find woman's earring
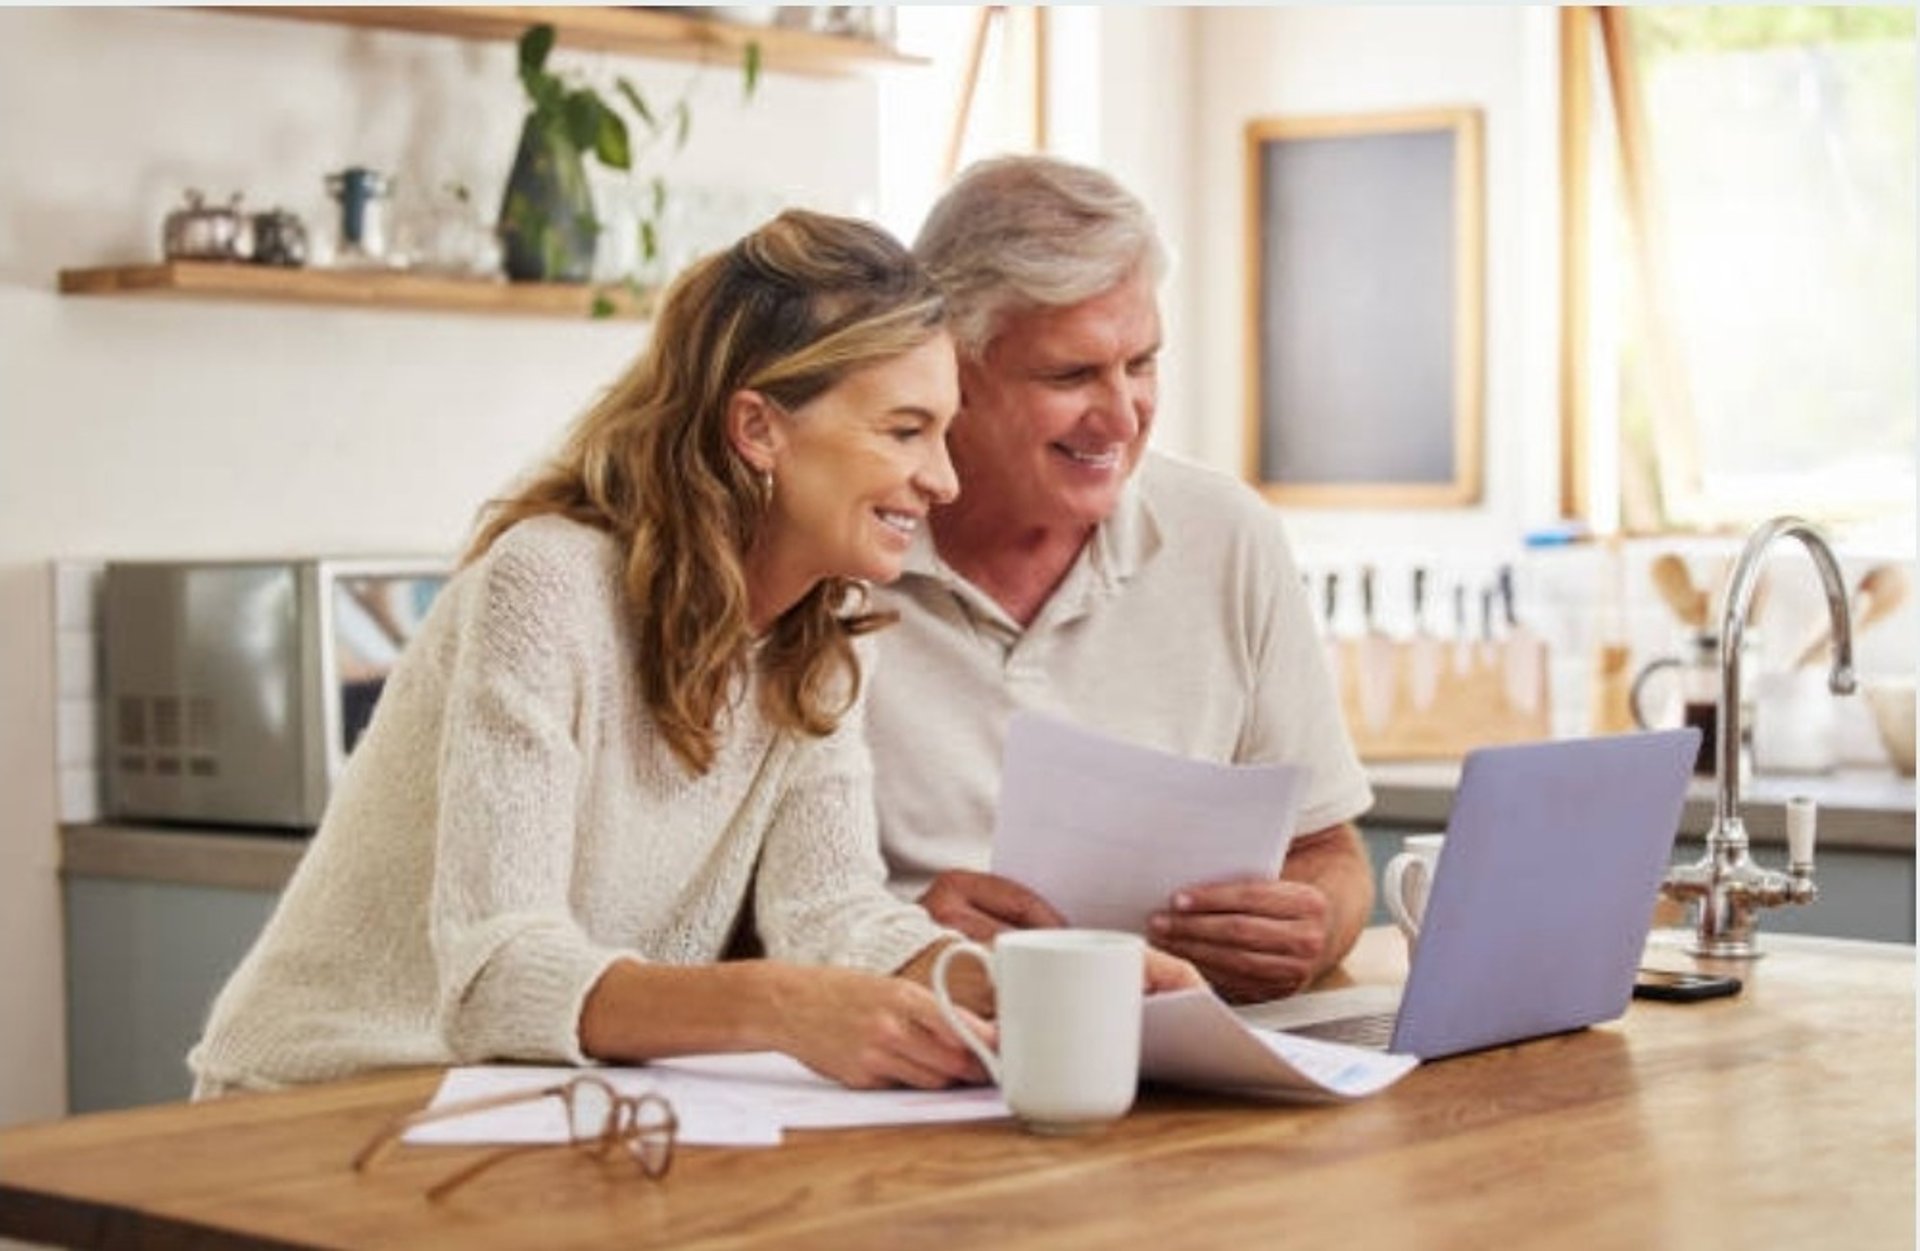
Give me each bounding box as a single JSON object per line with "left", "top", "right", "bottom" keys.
{"left": 760, "top": 470, "right": 774, "bottom": 508}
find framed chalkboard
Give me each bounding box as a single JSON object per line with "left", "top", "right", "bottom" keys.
{"left": 1243, "top": 108, "right": 1484, "bottom": 507}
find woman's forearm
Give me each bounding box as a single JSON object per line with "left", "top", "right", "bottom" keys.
{"left": 577, "top": 958, "right": 790, "bottom": 1062}
{"left": 577, "top": 953, "right": 990, "bottom": 1090}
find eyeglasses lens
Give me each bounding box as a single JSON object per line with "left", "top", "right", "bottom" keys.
{"left": 625, "top": 1096, "right": 675, "bottom": 1178}
{"left": 566, "top": 1079, "right": 616, "bottom": 1147}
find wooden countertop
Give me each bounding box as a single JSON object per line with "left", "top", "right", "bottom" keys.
{"left": 3, "top": 928, "right": 1911, "bottom": 1250}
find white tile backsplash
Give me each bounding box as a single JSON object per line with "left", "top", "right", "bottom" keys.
{"left": 1296, "top": 536, "right": 1917, "bottom": 764}
{"left": 52, "top": 560, "right": 105, "bottom": 822}
{"left": 59, "top": 767, "right": 100, "bottom": 825}
{"left": 56, "top": 698, "right": 97, "bottom": 767}
{"left": 56, "top": 633, "right": 97, "bottom": 700}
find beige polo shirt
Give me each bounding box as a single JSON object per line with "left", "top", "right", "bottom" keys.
{"left": 868, "top": 451, "right": 1374, "bottom": 898}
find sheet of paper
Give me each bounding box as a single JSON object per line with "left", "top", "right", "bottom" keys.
{"left": 1141, "top": 988, "right": 1419, "bottom": 1102}
{"left": 407, "top": 1056, "right": 1011, "bottom": 1149}
{"left": 652, "top": 1052, "right": 1010, "bottom": 1129}
{"left": 406, "top": 1065, "right": 782, "bottom": 1148}
{"left": 991, "top": 711, "right": 1306, "bottom": 932}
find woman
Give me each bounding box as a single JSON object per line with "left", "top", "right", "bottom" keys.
{"left": 189, "top": 210, "right": 987, "bottom": 1096}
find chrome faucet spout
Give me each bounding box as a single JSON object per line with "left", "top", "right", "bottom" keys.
{"left": 1712, "top": 517, "right": 1856, "bottom": 831}
{"left": 1660, "top": 516, "right": 1855, "bottom": 959}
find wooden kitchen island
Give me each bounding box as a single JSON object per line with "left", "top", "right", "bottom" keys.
{"left": 3, "top": 928, "right": 1911, "bottom": 1250}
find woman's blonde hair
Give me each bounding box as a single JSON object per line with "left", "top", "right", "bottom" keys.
{"left": 467, "top": 209, "right": 947, "bottom": 774}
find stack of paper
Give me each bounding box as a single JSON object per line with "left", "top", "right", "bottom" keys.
{"left": 407, "top": 1055, "right": 1011, "bottom": 1149}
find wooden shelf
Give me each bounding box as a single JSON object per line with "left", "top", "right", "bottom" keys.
{"left": 64, "top": 9, "right": 923, "bottom": 322}
{"left": 58, "top": 262, "right": 649, "bottom": 321}
{"left": 215, "top": 6, "right": 925, "bottom": 77}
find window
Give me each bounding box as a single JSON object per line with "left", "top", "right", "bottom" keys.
{"left": 1562, "top": 7, "right": 1916, "bottom": 547}
{"left": 876, "top": 7, "right": 1048, "bottom": 245}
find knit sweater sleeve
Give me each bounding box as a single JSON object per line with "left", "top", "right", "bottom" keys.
{"left": 428, "top": 526, "right": 626, "bottom": 1065}
{"left": 754, "top": 644, "right": 956, "bottom": 972}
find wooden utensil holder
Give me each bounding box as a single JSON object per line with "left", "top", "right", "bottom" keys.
{"left": 1330, "top": 636, "right": 1551, "bottom": 760}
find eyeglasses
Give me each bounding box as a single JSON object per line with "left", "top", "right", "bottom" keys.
{"left": 352, "top": 1074, "right": 678, "bottom": 1201}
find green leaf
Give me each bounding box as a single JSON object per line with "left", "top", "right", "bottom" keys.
{"left": 590, "top": 291, "right": 616, "bottom": 319}
{"left": 743, "top": 40, "right": 762, "bottom": 99}
{"left": 673, "top": 100, "right": 691, "bottom": 151}
{"left": 563, "top": 89, "right": 603, "bottom": 152}
{"left": 595, "top": 107, "right": 632, "bottom": 171}
{"left": 518, "top": 24, "right": 555, "bottom": 78}
{"left": 617, "top": 76, "right": 657, "bottom": 130}
{"left": 649, "top": 176, "right": 667, "bottom": 217}
{"left": 640, "top": 219, "right": 658, "bottom": 263}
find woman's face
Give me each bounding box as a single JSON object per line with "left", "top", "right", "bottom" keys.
{"left": 760, "top": 332, "right": 961, "bottom": 595}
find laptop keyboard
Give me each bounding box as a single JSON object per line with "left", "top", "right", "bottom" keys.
{"left": 1287, "top": 1012, "right": 1395, "bottom": 1050}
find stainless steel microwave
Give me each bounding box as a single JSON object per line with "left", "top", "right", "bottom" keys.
{"left": 101, "top": 558, "right": 449, "bottom": 829}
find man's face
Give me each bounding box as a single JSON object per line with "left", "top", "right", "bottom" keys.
{"left": 948, "top": 270, "right": 1160, "bottom": 534}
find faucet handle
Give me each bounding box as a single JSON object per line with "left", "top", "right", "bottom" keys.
{"left": 1785, "top": 795, "right": 1817, "bottom": 871}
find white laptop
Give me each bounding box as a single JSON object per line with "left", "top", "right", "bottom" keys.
{"left": 1237, "top": 729, "right": 1700, "bottom": 1059}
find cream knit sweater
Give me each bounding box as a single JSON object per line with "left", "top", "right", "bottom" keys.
{"left": 188, "top": 515, "right": 952, "bottom": 1095}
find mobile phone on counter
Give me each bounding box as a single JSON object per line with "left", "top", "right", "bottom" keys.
{"left": 1632, "top": 968, "right": 1743, "bottom": 1003}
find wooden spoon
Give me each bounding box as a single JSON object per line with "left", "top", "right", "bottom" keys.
{"left": 1650, "top": 553, "right": 1709, "bottom": 630}
{"left": 1794, "top": 564, "right": 1911, "bottom": 668}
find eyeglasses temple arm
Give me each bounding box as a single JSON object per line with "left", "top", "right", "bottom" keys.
{"left": 424, "top": 1143, "right": 558, "bottom": 1202}
{"left": 351, "top": 1082, "right": 564, "bottom": 1173}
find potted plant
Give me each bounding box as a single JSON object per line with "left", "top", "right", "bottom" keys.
{"left": 498, "top": 22, "right": 760, "bottom": 290}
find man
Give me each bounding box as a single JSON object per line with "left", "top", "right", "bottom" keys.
{"left": 867, "top": 155, "right": 1376, "bottom": 1003}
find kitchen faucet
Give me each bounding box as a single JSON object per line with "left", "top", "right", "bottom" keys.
{"left": 1658, "top": 517, "right": 1856, "bottom": 958}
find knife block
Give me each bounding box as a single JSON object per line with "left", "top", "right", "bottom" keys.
{"left": 1330, "top": 636, "right": 1551, "bottom": 760}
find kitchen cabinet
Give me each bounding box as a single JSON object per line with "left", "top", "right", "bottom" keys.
{"left": 64, "top": 876, "right": 277, "bottom": 1112}
{"left": 62, "top": 826, "right": 299, "bottom": 1112}
{"left": 59, "top": 6, "right": 918, "bottom": 323}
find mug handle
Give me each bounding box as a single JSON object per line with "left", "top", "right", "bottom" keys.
{"left": 931, "top": 941, "right": 1001, "bottom": 1084}
{"left": 1382, "top": 853, "right": 1430, "bottom": 943}
{"left": 1628, "top": 657, "right": 1681, "bottom": 730}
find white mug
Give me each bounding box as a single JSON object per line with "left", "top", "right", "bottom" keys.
{"left": 931, "top": 929, "right": 1144, "bottom": 1135}
{"left": 1382, "top": 833, "right": 1446, "bottom": 951}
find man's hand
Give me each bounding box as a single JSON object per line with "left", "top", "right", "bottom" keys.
{"left": 1147, "top": 824, "right": 1374, "bottom": 1004}
{"left": 1147, "top": 878, "right": 1330, "bottom": 1003}
{"left": 916, "top": 869, "right": 1067, "bottom": 941}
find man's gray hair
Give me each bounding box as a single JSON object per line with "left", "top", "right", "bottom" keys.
{"left": 913, "top": 155, "right": 1167, "bottom": 359}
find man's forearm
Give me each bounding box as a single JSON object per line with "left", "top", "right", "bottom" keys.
{"left": 1283, "top": 823, "right": 1375, "bottom": 975}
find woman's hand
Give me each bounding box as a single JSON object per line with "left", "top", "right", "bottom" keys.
{"left": 1145, "top": 947, "right": 1206, "bottom": 995}
{"left": 768, "top": 965, "right": 992, "bottom": 1091}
